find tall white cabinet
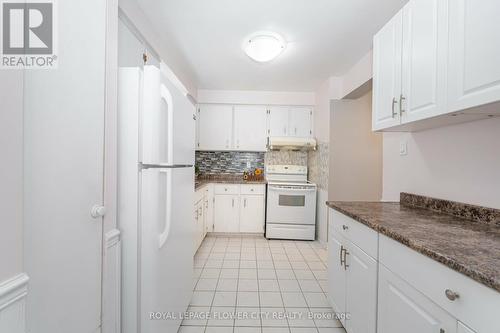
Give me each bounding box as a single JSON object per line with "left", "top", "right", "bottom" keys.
{"left": 372, "top": 0, "right": 500, "bottom": 131}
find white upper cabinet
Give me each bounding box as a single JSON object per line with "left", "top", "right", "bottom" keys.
{"left": 197, "top": 104, "right": 314, "bottom": 150}
{"left": 268, "top": 106, "right": 290, "bottom": 137}
{"left": 373, "top": 0, "right": 500, "bottom": 131}
{"left": 448, "top": 0, "right": 500, "bottom": 113}
{"left": 373, "top": 10, "right": 403, "bottom": 131}
{"left": 401, "top": 0, "right": 448, "bottom": 123}
{"left": 234, "top": 105, "right": 268, "bottom": 151}
{"left": 197, "top": 104, "right": 233, "bottom": 150}
{"left": 289, "top": 107, "right": 313, "bottom": 137}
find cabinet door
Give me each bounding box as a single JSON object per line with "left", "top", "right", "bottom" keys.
{"left": 268, "top": 106, "right": 289, "bottom": 137}
{"left": 239, "top": 195, "right": 265, "bottom": 233}
{"left": 345, "top": 242, "right": 377, "bottom": 333}
{"left": 289, "top": 107, "right": 312, "bottom": 137}
{"left": 378, "top": 264, "right": 457, "bottom": 333}
{"left": 448, "top": 0, "right": 500, "bottom": 113}
{"left": 198, "top": 104, "right": 233, "bottom": 150}
{"left": 214, "top": 195, "right": 239, "bottom": 232}
{"left": 401, "top": 0, "right": 448, "bottom": 123}
{"left": 372, "top": 10, "right": 403, "bottom": 130}
{"left": 327, "top": 232, "right": 347, "bottom": 326}
{"left": 234, "top": 105, "right": 268, "bottom": 151}
{"left": 204, "top": 187, "right": 214, "bottom": 233}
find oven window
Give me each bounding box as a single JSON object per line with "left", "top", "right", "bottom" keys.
{"left": 278, "top": 195, "right": 305, "bottom": 207}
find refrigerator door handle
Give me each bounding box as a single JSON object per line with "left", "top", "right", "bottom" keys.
{"left": 160, "top": 84, "right": 174, "bottom": 165}
{"left": 158, "top": 169, "right": 173, "bottom": 249}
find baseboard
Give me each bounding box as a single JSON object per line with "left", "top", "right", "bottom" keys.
{"left": 102, "top": 229, "right": 121, "bottom": 333}
{"left": 0, "top": 273, "right": 29, "bottom": 333}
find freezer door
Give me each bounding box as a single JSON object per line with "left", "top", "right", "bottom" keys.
{"left": 141, "top": 65, "right": 169, "bottom": 165}
{"left": 160, "top": 73, "right": 195, "bottom": 165}
{"left": 140, "top": 167, "right": 194, "bottom": 333}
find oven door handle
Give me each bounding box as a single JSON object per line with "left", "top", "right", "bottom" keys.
{"left": 268, "top": 186, "right": 316, "bottom": 192}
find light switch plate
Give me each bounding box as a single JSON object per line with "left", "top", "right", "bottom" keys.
{"left": 399, "top": 141, "right": 408, "bottom": 156}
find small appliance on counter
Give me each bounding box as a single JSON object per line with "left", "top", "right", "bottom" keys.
{"left": 265, "top": 165, "right": 317, "bottom": 240}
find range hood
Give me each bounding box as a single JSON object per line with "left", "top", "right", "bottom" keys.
{"left": 267, "top": 136, "right": 317, "bottom": 151}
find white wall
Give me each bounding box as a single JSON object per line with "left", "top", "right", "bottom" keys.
{"left": 383, "top": 118, "right": 500, "bottom": 209}
{"left": 197, "top": 89, "right": 315, "bottom": 106}
{"left": 0, "top": 71, "right": 24, "bottom": 282}
{"left": 313, "top": 80, "right": 331, "bottom": 142}
{"left": 329, "top": 92, "right": 383, "bottom": 201}
{"left": 119, "top": 0, "right": 198, "bottom": 98}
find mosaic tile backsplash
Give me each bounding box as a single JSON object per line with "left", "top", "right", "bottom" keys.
{"left": 308, "top": 141, "right": 329, "bottom": 190}
{"left": 196, "top": 150, "right": 309, "bottom": 175}
{"left": 196, "top": 151, "right": 265, "bottom": 174}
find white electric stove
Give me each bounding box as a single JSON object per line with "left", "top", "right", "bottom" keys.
{"left": 265, "top": 165, "right": 317, "bottom": 240}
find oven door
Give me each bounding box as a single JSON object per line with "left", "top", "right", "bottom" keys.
{"left": 266, "top": 184, "right": 317, "bottom": 225}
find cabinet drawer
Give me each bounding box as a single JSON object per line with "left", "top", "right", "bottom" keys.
{"left": 329, "top": 209, "right": 378, "bottom": 259}
{"left": 195, "top": 188, "right": 205, "bottom": 203}
{"left": 379, "top": 234, "right": 500, "bottom": 333}
{"left": 240, "top": 184, "right": 265, "bottom": 195}
{"left": 214, "top": 184, "right": 239, "bottom": 195}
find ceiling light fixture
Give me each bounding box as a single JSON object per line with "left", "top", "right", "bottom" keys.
{"left": 243, "top": 31, "right": 287, "bottom": 63}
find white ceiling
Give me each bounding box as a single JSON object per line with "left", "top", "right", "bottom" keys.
{"left": 137, "top": 0, "right": 408, "bottom": 92}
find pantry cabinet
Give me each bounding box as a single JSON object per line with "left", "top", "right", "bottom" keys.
{"left": 448, "top": 0, "right": 500, "bottom": 113}
{"left": 372, "top": 0, "right": 500, "bottom": 132}
{"left": 234, "top": 105, "right": 268, "bottom": 151}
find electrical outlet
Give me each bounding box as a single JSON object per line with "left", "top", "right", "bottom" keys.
{"left": 399, "top": 141, "right": 408, "bottom": 156}
{"left": 246, "top": 161, "right": 251, "bottom": 168}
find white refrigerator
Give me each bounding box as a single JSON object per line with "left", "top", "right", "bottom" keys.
{"left": 118, "top": 65, "right": 195, "bottom": 333}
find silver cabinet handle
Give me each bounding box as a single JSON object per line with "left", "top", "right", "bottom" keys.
{"left": 284, "top": 126, "right": 287, "bottom": 135}
{"left": 391, "top": 97, "right": 398, "bottom": 118}
{"left": 445, "top": 289, "right": 460, "bottom": 301}
{"left": 343, "top": 249, "right": 349, "bottom": 270}
{"left": 399, "top": 94, "right": 406, "bottom": 114}
{"left": 232, "top": 198, "right": 234, "bottom": 207}
{"left": 340, "top": 245, "right": 345, "bottom": 267}
{"left": 294, "top": 127, "right": 297, "bottom": 135}
{"left": 342, "top": 225, "right": 348, "bottom": 231}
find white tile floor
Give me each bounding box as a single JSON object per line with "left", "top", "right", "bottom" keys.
{"left": 178, "top": 235, "right": 346, "bottom": 333}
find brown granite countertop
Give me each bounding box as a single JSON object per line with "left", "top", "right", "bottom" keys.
{"left": 195, "top": 174, "right": 266, "bottom": 190}
{"left": 326, "top": 193, "right": 500, "bottom": 293}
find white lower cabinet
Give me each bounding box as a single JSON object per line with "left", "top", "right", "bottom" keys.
{"left": 194, "top": 184, "right": 214, "bottom": 253}
{"left": 345, "top": 240, "right": 378, "bottom": 333}
{"left": 213, "top": 184, "right": 266, "bottom": 233}
{"left": 329, "top": 208, "right": 499, "bottom": 333}
{"left": 214, "top": 194, "right": 239, "bottom": 232}
{"left": 328, "top": 211, "right": 377, "bottom": 333}
{"left": 194, "top": 198, "right": 204, "bottom": 252}
{"left": 378, "top": 264, "right": 456, "bottom": 333}
{"left": 327, "top": 233, "right": 347, "bottom": 327}
{"left": 239, "top": 195, "right": 265, "bottom": 233}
